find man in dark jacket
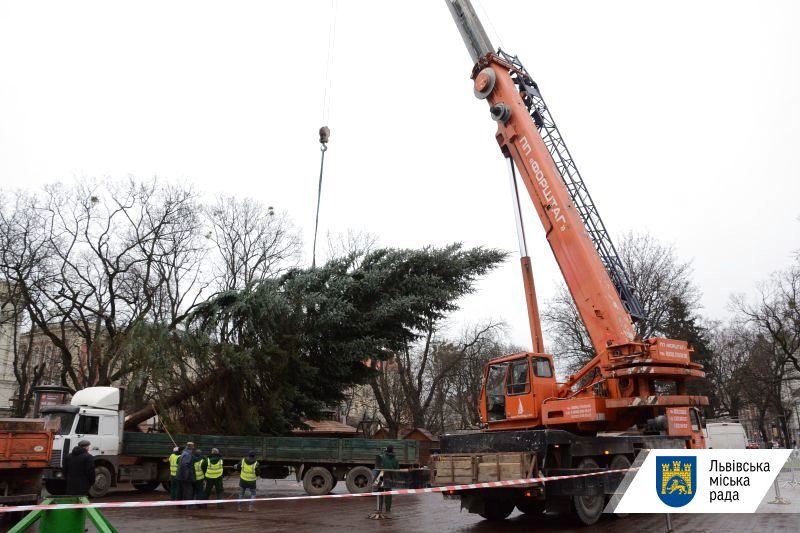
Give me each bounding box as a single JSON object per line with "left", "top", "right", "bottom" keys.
{"left": 379, "top": 445, "right": 400, "bottom": 515}
{"left": 63, "top": 439, "right": 96, "bottom": 496}
{"left": 176, "top": 441, "right": 196, "bottom": 506}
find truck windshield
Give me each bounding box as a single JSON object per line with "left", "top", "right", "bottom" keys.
{"left": 43, "top": 412, "right": 76, "bottom": 434}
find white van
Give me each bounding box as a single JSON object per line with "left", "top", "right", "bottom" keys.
{"left": 704, "top": 422, "right": 748, "bottom": 449}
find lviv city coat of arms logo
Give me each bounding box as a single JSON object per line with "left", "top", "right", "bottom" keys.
{"left": 656, "top": 456, "right": 696, "bottom": 507}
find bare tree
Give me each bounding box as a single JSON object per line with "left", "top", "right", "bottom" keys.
{"left": 733, "top": 329, "right": 797, "bottom": 445}
{"left": 732, "top": 261, "right": 800, "bottom": 375}
{"left": 618, "top": 232, "right": 699, "bottom": 339}
{"left": 368, "top": 359, "right": 409, "bottom": 438}
{"left": 730, "top": 258, "right": 800, "bottom": 445}
{"left": 370, "top": 319, "right": 502, "bottom": 435}
{"left": 0, "top": 179, "right": 207, "bottom": 392}
{"left": 325, "top": 230, "right": 378, "bottom": 270}
{"left": 543, "top": 231, "right": 700, "bottom": 374}
{"left": 0, "top": 191, "right": 53, "bottom": 412}
{"left": 0, "top": 282, "right": 45, "bottom": 417}
{"left": 444, "top": 325, "right": 515, "bottom": 430}
{"left": 706, "top": 322, "right": 749, "bottom": 418}
{"left": 204, "top": 197, "right": 301, "bottom": 293}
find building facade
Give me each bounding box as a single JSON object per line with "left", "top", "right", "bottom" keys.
{"left": 0, "top": 282, "right": 18, "bottom": 416}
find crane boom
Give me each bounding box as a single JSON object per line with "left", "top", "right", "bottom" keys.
{"left": 447, "top": 0, "right": 636, "bottom": 353}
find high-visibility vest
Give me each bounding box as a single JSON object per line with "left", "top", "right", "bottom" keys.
{"left": 194, "top": 459, "right": 205, "bottom": 481}
{"left": 240, "top": 459, "right": 258, "bottom": 482}
{"left": 168, "top": 453, "right": 180, "bottom": 477}
{"left": 206, "top": 458, "right": 223, "bottom": 479}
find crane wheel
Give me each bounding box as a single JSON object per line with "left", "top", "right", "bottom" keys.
{"left": 572, "top": 458, "right": 604, "bottom": 526}
{"left": 608, "top": 455, "right": 631, "bottom": 518}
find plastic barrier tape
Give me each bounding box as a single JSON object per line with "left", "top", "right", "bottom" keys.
{"left": 0, "top": 467, "right": 634, "bottom": 513}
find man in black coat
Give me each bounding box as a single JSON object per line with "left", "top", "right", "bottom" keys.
{"left": 63, "top": 439, "right": 96, "bottom": 496}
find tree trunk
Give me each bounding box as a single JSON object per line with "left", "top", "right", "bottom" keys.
{"left": 123, "top": 368, "right": 230, "bottom": 430}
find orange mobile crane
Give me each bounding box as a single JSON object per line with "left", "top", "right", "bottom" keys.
{"left": 430, "top": 1, "right": 708, "bottom": 524}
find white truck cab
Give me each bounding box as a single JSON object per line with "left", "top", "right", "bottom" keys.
{"left": 41, "top": 387, "right": 164, "bottom": 497}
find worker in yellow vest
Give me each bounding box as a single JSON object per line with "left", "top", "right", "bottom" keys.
{"left": 168, "top": 446, "right": 181, "bottom": 501}
{"left": 192, "top": 448, "right": 207, "bottom": 509}
{"left": 204, "top": 448, "right": 225, "bottom": 509}
{"left": 233, "top": 450, "right": 260, "bottom": 512}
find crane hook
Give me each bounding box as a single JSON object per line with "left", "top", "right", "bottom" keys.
{"left": 312, "top": 125, "right": 330, "bottom": 269}
{"left": 319, "top": 126, "right": 330, "bottom": 151}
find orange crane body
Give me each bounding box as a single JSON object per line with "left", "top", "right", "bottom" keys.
{"left": 473, "top": 52, "right": 707, "bottom": 441}
{"left": 433, "top": 3, "right": 709, "bottom": 523}
{"left": 444, "top": 1, "right": 707, "bottom": 444}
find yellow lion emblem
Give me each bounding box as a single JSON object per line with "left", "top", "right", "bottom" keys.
{"left": 667, "top": 478, "right": 688, "bottom": 494}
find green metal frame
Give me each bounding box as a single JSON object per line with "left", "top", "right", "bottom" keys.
{"left": 8, "top": 497, "right": 118, "bottom": 533}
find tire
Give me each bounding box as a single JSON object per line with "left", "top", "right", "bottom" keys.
{"left": 302, "top": 466, "right": 334, "bottom": 496}
{"left": 89, "top": 465, "right": 112, "bottom": 498}
{"left": 133, "top": 480, "right": 161, "bottom": 492}
{"left": 572, "top": 458, "right": 604, "bottom": 526}
{"left": 479, "top": 497, "right": 515, "bottom": 521}
{"left": 345, "top": 466, "right": 374, "bottom": 494}
{"left": 515, "top": 498, "right": 545, "bottom": 516}
{"left": 44, "top": 479, "right": 66, "bottom": 495}
{"left": 608, "top": 455, "right": 631, "bottom": 518}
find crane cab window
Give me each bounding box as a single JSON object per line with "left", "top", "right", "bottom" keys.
{"left": 486, "top": 363, "right": 508, "bottom": 421}
{"left": 533, "top": 357, "right": 553, "bottom": 378}
{"left": 690, "top": 409, "right": 701, "bottom": 432}
{"left": 506, "top": 360, "right": 530, "bottom": 395}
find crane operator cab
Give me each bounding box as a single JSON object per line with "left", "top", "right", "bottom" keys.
{"left": 479, "top": 352, "right": 558, "bottom": 430}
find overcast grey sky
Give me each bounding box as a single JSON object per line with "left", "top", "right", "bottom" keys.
{"left": 1, "top": 0, "right": 798, "bottom": 349}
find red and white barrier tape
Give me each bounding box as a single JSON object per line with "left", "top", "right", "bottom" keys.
{"left": 0, "top": 467, "right": 635, "bottom": 513}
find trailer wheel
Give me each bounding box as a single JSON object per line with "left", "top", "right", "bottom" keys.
{"left": 572, "top": 458, "right": 604, "bottom": 526}
{"left": 608, "top": 455, "right": 631, "bottom": 518}
{"left": 479, "top": 497, "right": 515, "bottom": 521}
{"left": 345, "top": 466, "right": 373, "bottom": 494}
{"left": 89, "top": 465, "right": 112, "bottom": 498}
{"left": 302, "top": 466, "right": 334, "bottom": 496}
{"left": 44, "top": 479, "right": 66, "bottom": 495}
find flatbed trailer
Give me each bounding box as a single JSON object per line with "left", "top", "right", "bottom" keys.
{"left": 433, "top": 429, "right": 686, "bottom": 521}
{"left": 43, "top": 387, "right": 419, "bottom": 497}
{"left": 122, "top": 432, "right": 418, "bottom": 495}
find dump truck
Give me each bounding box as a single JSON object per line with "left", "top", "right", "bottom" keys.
{"left": 0, "top": 418, "right": 53, "bottom": 508}
{"left": 41, "top": 386, "right": 418, "bottom": 497}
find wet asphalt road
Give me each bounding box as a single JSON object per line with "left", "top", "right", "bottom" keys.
{"left": 7, "top": 475, "right": 800, "bottom": 532}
